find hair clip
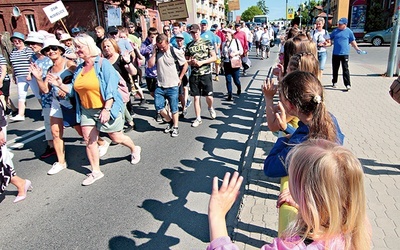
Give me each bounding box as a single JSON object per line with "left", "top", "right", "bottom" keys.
{"left": 313, "top": 95, "right": 322, "bottom": 104}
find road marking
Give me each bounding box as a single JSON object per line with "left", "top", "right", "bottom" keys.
{"left": 7, "top": 126, "right": 45, "bottom": 150}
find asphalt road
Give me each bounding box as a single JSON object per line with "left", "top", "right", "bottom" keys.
{"left": 1, "top": 48, "right": 275, "bottom": 249}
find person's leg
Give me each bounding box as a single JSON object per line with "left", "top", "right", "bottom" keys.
{"left": 108, "top": 131, "right": 135, "bottom": 151}
{"left": 15, "top": 78, "right": 29, "bottom": 117}
{"left": 10, "top": 176, "right": 29, "bottom": 197}
{"left": 232, "top": 68, "right": 241, "bottom": 95}
{"left": 167, "top": 87, "right": 179, "bottom": 128}
{"left": 341, "top": 55, "right": 351, "bottom": 87}
{"left": 50, "top": 116, "right": 66, "bottom": 164}
{"left": 331, "top": 54, "right": 340, "bottom": 86}
{"left": 224, "top": 62, "right": 233, "bottom": 97}
{"left": 81, "top": 125, "right": 101, "bottom": 172}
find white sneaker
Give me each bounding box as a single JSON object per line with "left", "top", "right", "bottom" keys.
{"left": 346, "top": 85, "right": 351, "bottom": 91}
{"left": 10, "top": 115, "right": 25, "bottom": 121}
{"left": 82, "top": 171, "right": 104, "bottom": 186}
{"left": 47, "top": 162, "right": 67, "bottom": 175}
{"left": 192, "top": 118, "right": 202, "bottom": 127}
{"left": 98, "top": 140, "right": 110, "bottom": 157}
{"left": 208, "top": 108, "right": 216, "bottom": 119}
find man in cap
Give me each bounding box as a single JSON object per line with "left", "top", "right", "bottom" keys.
{"left": 170, "top": 22, "right": 192, "bottom": 48}
{"left": 71, "top": 27, "right": 80, "bottom": 37}
{"left": 330, "top": 17, "right": 362, "bottom": 91}
{"left": 185, "top": 24, "right": 217, "bottom": 127}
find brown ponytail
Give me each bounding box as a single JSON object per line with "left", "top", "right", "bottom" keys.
{"left": 280, "top": 71, "right": 337, "bottom": 142}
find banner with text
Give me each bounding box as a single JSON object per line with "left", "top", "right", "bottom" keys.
{"left": 43, "top": 1, "right": 68, "bottom": 24}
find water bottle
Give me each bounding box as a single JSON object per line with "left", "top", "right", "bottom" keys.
{"left": 357, "top": 50, "right": 367, "bottom": 54}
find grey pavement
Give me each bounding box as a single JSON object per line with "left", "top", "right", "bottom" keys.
{"left": 233, "top": 48, "right": 400, "bottom": 249}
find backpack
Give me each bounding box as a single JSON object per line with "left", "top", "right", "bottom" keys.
{"left": 98, "top": 58, "right": 130, "bottom": 103}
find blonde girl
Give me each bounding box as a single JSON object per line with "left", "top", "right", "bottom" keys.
{"left": 207, "top": 139, "right": 371, "bottom": 250}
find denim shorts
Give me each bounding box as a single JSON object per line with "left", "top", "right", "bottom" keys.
{"left": 154, "top": 86, "right": 179, "bottom": 114}
{"left": 80, "top": 107, "right": 124, "bottom": 133}
{"left": 318, "top": 51, "right": 327, "bottom": 71}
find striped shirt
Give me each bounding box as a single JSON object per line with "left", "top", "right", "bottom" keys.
{"left": 0, "top": 55, "right": 10, "bottom": 81}
{"left": 9, "top": 47, "right": 34, "bottom": 78}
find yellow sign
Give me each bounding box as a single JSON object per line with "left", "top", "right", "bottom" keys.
{"left": 287, "top": 7, "right": 294, "bottom": 20}
{"left": 158, "top": 0, "right": 188, "bottom": 21}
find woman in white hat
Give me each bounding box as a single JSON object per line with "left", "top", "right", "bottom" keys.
{"left": 9, "top": 32, "right": 34, "bottom": 121}
{"left": 59, "top": 33, "right": 78, "bottom": 62}
{"left": 30, "top": 38, "right": 81, "bottom": 175}
{"left": 25, "top": 32, "right": 57, "bottom": 159}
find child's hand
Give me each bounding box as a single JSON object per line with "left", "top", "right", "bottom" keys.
{"left": 262, "top": 78, "right": 277, "bottom": 99}
{"left": 209, "top": 172, "right": 243, "bottom": 219}
{"left": 275, "top": 101, "right": 288, "bottom": 131}
{"left": 277, "top": 189, "right": 298, "bottom": 209}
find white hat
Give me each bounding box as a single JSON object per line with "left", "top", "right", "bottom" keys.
{"left": 41, "top": 38, "right": 65, "bottom": 55}
{"left": 25, "top": 32, "right": 45, "bottom": 44}
{"left": 59, "top": 33, "right": 73, "bottom": 42}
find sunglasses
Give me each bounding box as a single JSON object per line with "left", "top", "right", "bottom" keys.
{"left": 129, "top": 26, "right": 135, "bottom": 28}
{"left": 164, "top": 29, "right": 170, "bottom": 31}
{"left": 26, "top": 42, "right": 40, "bottom": 46}
{"left": 110, "top": 32, "right": 118, "bottom": 35}
{"left": 43, "top": 45, "right": 59, "bottom": 53}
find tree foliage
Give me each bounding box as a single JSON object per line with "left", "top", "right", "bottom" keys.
{"left": 256, "top": 0, "right": 269, "bottom": 15}
{"left": 365, "top": 0, "right": 388, "bottom": 32}
{"left": 241, "top": 6, "right": 264, "bottom": 22}
{"left": 296, "top": 0, "right": 321, "bottom": 27}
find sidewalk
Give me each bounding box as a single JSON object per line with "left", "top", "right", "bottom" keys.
{"left": 234, "top": 54, "right": 400, "bottom": 249}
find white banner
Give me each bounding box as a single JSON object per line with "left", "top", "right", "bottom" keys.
{"left": 43, "top": 1, "right": 69, "bottom": 24}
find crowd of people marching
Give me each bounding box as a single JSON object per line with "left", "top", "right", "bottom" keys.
{"left": 0, "top": 16, "right": 372, "bottom": 249}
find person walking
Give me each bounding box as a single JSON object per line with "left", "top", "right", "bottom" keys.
{"left": 221, "top": 29, "right": 243, "bottom": 101}
{"left": 9, "top": 32, "right": 35, "bottom": 121}
{"left": 62, "top": 34, "right": 141, "bottom": 185}
{"left": 330, "top": 17, "right": 362, "bottom": 91}
{"left": 185, "top": 24, "right": 217, "bottom": 127}
{"left": 311, "top": 17, "right": 331, "bottom": 78}
{"left": 148, "top": 34, "right": 188, "bottom": 137}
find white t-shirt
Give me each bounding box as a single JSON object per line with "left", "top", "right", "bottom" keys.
{"left": 311, "top": 29, "right": 330, "bottom": 52}
{"left": 156, "top": 47, "right": 186, "bottom": 88}
{"left": 261, "top": 32, "right": 270, "bottom": 45}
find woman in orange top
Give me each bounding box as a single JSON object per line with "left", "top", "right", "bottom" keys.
{"left": 55, "top": 34, "right": 141, "bottom": 186}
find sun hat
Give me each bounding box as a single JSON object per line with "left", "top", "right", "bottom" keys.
{"left": 25, "top": 32, "right": 45, "bottom": 44}
{"left": 10, "top": 31, "right": 25, "bottom": 42}
{"left": 59, "top": 33, "right": 73, "bottom": 42}
{"left": 40, "top": 38, "right": 65, "bottom": 55}
{"left": 338, "top": 17, "right": 348, "bottom": 25}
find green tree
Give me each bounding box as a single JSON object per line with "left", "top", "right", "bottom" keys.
{"left": 257, "top": 0, "right": 269, "bottom": 15}
{"left": 241, "top": 6, "right": 263, "bottom": 22}
{"left": 365, "top": 0, "right": 388, "bottom": 32}
{"left": 296, "top": 0, "right": 320, "bottom": 27}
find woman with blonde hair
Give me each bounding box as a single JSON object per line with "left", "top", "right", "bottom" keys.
{"left": 310, "top": 17, "right": 331, "bottom": 78}
{"left": 101, "top": 38, "right": 136, "bottom": 132}
{"left": 55, "top": 34, "right": 141, "bottom": 185}
{"left": 207, "top": 139, "right": 371, "bottom": 249}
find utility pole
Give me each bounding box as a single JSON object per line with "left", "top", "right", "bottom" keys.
{"left": 325, "top": 0, "right": 330, "bottom": 31}
{"left": 387, "top": 0, "right": 400, "bottom": 77}
{"left": 286, "top": 0, "right": 288, "bottom": 25}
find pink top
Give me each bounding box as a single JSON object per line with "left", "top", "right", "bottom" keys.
{"left": 234, "top": 31, "right": 248, "bottom": 53}
{"left": 207, "top": 236, "right": 346, "bottom": 250}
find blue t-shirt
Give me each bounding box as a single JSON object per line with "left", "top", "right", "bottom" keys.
{"left": 330, "top": 28, "right": 355, "bottom": 55}
{"left": 170, "top": 32, "right": 193, "bottom": 48}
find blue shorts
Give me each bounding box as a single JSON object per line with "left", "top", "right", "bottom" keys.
{"left": 154, "top": 86, "right": 179, "bottom": 114}
{"left": 318, "top": 51, "right": 327, "bottom": 71}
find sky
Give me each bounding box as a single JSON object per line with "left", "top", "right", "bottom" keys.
{"left": 237, "top": 0, "right": 304, "bottom": 21}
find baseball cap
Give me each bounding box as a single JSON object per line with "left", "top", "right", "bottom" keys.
{"left": 71, "top": 27, "right": 80, "bottom": 33}
{"left": 108, "top": 26, "right": 118, "bottom": 34}
{"left": 338, "top": 17, "right": 348, "bottom": 25}
{"left": 211, "top": 24, "right": 218, "bottom": 29}
{"left": 189, "top": 24, "right": 200, "bottom": 33}
{"left": 234, "top": 23, "right": 241, "bottom": 27}
{"left": 210, "top": 27, "right": 216, "bottom": 32}
{"left": 175, "top": 33, "right": 184, "bottom": 39}
{"left": 200, "top": 19, "right": 208, "bottom": 25}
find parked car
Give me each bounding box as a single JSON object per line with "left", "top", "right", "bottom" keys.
{"left": 363, "top": 27, "right": 400, "bottom": 46}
